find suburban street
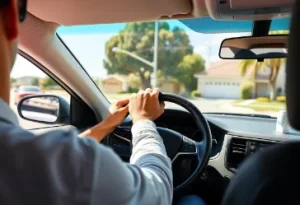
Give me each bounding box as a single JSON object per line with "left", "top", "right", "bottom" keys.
{"left": 10, "top": 90, "right": 279, "bottom": 129}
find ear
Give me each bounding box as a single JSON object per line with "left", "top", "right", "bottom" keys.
{"left": 2, "top": 0, "right": 19, "bottom": 41}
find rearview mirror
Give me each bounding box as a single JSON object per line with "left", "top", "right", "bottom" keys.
{"left": 17, "top": 95, "right": 70, "bottom": 124}
{"left": 219, "top": 35, "right": 288, "bottom": 60}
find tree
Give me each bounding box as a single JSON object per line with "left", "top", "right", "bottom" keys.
{"left": 40, "top": 77, "right": 57, "bottom": 90}
{"left": 239, "top": 58, "right": 285, "bottom": 100}
{"left": 31, "top": 77, "right": 39, "bottom": 86}
{"left": 103, "top": 22, "right": 193, "bottom": 89}
{"left": 177, "top": 54, "right": 205, "bottom": 91}
{"left": 239, "top": 30, "right": 289, "bottom": 99}
{"left": 127, "top": 73, "right": 141, "bottom": 90}
{"left": 10, "top": 78, "right": 16, "bottom": 83}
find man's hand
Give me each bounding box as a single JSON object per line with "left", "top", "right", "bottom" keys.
{"left": 79, "top": 99, "right": 129, "bottom": 141}
{"left": 129, "top": 88, "right": 164, "bottom": 123}
{"left": 102, "top": 99, "right": 129, "bottom": 132}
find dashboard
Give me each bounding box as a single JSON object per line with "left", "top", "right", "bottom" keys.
{"left": 153, "top": 109, "right": 300, "bottom": 179}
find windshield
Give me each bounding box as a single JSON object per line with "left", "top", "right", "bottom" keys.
{"left": 57, "top": 19, "right": 288, "bottom": 118}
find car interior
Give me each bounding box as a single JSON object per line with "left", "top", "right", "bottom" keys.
{"left": 13, "top": 0, "right": 300, "bottom": 204}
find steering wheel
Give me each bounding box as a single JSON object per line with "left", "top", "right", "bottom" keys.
{"left": 107, "top": 93, "right": 212, "bottom": 191}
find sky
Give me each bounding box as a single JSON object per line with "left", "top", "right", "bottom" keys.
{"left": 10, "top": 19, "right": 254, "bottom": 79}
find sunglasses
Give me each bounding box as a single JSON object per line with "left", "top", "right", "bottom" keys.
{"left": 0, "top": 0, "right": 27, "bottom": 22}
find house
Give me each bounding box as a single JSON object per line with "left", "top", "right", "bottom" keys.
{"left": 15, "top": 76, "right": 37, "bottom": 86}
{"left": 102, "top": 74, "right": 183, "bottom": 94}
{"left": 158, "top": 79, "right": 181, "bottom": 94}
{"left": 102, "top": 75, "right": 129, "bottom": 94}
{"left": 194, "top": 60, "right": 285, "bottom": 99}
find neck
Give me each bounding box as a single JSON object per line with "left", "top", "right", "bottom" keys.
{"left": 0, "top": 65, "right": 10, "bottom": 104}
{"left": 0, "top": 25, "right": 13, "bottom": 105}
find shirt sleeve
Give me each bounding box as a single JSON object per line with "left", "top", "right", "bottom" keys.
{"left": 0, "top": 120, "right": 172, "bottom": 205}
{"left": 90, "top": 120, "right": 173, "bottom": 205}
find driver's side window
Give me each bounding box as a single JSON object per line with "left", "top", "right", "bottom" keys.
{"left": 10, "top": 54, "right": 70, "bottom": 129}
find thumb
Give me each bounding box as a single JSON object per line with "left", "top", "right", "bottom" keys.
{"left": 116, "top": 99, "right": 130, "bottom": 108}
{"left": 119, "top": 105, "right": 129, "bottom": 113}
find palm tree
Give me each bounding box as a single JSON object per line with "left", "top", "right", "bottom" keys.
{"left": 239, "top": 58, "right": 285, "bottom": 100}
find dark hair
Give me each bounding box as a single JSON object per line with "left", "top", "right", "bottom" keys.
{"left": 0, "top": 0, "right": 27, "bottom": 22}
{"left": 0, "top": 0, "right": 10, "bottom": 8}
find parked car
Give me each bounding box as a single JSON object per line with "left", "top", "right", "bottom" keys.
{"left": 14, "top": 86, "right": 42, "bottom": 105}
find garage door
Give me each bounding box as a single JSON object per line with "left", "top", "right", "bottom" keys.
{"left": 202, "top": 82, "right": 240, "bottom": 99}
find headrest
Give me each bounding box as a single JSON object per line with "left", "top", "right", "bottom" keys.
{"left": 287, "top": 0, "right": 300, "bottom": 130}
{"left": 221, "top": 142, "right": 300, "bottom": 205}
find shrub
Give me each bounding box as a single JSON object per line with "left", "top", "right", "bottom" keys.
{"left": 240, "top": 82, "right": 253, "bottom": 99}
{"left": 127, "top": 87, "right": 139, "bottom": 93}
{"left": 179, "top": 91, "right": 190, "bottom": 98}
{"left": 191, "top": 90, "right": 201, "bottom": 98}
{"left": 277, "top": 87, "right": 282, "bottom": 95}
{"left": 256, "top": 97, "right": 269, "bottom": 102}
{"left": 276, "top": 95, "right": 286, "bottom": 102}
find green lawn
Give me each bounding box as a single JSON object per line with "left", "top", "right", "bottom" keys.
{"left": 233, "top": 99, "right": 246, "bottom": 104}
{"left": 233, "top": 100, "right": 286, "bottom": 112}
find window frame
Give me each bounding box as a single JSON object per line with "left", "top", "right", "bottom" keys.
{"left": 17, "top": 51, "right": 97, "bottom": 130}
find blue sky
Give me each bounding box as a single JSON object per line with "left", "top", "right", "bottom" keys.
{"left": 11, "top": 19, "right": 250, "bottom": 79}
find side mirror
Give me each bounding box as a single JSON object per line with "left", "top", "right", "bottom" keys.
{"left": 17, "top": 94, "right": 70, "bottom": 124}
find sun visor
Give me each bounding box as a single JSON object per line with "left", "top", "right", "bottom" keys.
{"left": 28, "top": 0, "right": 192, "bottom": 25}
{"left": 286, "top": 0, "right": 300, "bottom": 130}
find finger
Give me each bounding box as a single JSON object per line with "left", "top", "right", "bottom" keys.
{"left": 160, "top": 101, "right": 165, "bottom": 109}
{"left": 160, "top": 102, "right": 165, "bottom": 113}
{"left": 152, "top": 88, "right": 160, "bottom": 94}
{"left": 138, "top": 90, "right": 144, "bottom": 95}
{"left": 145, "top": 88, "right": 152, "bottom": 93}
{"left": 131, "top": 93, "right": 137, "bottom": 98}
{"left": 119, "top": 105, "right": 129, "bottom": 113}
{"left": 152, "top": 87, "right": 160, "bottom": 99}
{"left": 116, "top": 99, "right": 130, "bottom": 107}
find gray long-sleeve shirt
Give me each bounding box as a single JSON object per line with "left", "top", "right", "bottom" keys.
{"left": 0, "top": 99, "right": 173, "bottom": 205}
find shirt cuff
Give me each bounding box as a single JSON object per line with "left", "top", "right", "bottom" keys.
{"left": 131, "top": 120, "right": 157, "bottom": 136}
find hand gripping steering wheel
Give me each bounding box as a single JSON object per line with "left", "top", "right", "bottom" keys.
{"left": 107, "top": 93, "right": 212, "bottom": 191}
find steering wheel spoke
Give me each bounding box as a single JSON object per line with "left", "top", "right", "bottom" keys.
{"left": 112, "top": 126, "right": 132, "bottom": 143}
{"left": 180, "top": 136, "right": 197, "bottom": 153}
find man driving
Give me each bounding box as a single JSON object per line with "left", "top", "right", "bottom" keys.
{"left": 0, "top": 0, "right": 205, "bottom": 204}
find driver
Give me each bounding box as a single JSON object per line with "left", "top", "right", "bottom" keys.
{"left": 0, "top": 1, "right": 205, "bottom": 205}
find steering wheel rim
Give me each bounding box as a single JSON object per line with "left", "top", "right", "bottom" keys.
{"left": 159, "top": 93, "right": 212, "bottom": 190}
{"left": 108, "top": 92, "right": 212, "bottom": 191}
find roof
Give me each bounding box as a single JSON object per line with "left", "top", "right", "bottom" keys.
{"left": 195, "top": 60, "right": 253, "bottom": 78}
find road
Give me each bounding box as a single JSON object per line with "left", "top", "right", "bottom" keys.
{"left": 165, "top": 98, "right": 278, "bottom": 117}
{"left": 10, "top": 90, "right": 279, "bottom": 129}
